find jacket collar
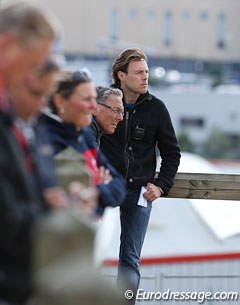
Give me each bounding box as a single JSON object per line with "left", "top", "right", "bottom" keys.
{"left": 135, "top": 90, "right": 152, "bottom": 105}
{"left": 92, "top": 116, "right": 102, "bottom": 137}
{"left": 0, "top": 109, "right": 13, "bottom": 127}
{"left": 111, "top": 84, "right": 152, "bottom": 105}
{"left": 41, "top": 110, "right": 80, "bottom": 141}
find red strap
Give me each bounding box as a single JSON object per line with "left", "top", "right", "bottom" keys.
{"left": 83, "top": 148, "right": 99, "bottom": 185}
{"left": 12, "top": 126, "right": 34, "bottom": 173}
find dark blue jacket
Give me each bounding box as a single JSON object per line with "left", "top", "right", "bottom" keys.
{"left": 34, "top": 117, "right": 58, "bottom": 191}
{"left": 41, "top": 113, "right": 126, "bottom": 211}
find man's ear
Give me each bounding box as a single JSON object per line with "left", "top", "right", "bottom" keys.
{"left": 53, "top": 94, "right": 64, "bottom": 113}
{"left": 0, "top": 32, "right": 21, "bottom": 67}
{"left": 117, "top": 71, "right": 125, "bottom": 82}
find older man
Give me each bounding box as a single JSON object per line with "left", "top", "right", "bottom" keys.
{"left": 0, "top": 3, "right": 59, "bottom": 304}
{"left": 91, "top": 86, "right": 124, "bottom": 147}
{"left": 0, "top": 3, "right": 59, "bottom": 91}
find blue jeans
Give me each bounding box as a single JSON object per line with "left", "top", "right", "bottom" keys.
{"left": 117, "top": 188, "right": 152, "bottom": 304}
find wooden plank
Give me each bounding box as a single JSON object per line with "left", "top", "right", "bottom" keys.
{"left": 162, "top": 173, "right": 240, "bottom": 201}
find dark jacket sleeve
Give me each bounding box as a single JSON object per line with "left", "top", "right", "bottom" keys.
{"left": 34, "top": 121, "right": 58, "bottom": 190}
{"left": 96, "top": 149, "right": 126, "bottom": 209}
{"left": 0, "top": 127, "right": 44, "bottom": 255}
{"left": 154, "top": 102, "right": 181, "bottom": 194}
{"left": 0, "top": 177, "right": 42, "bottom": 255}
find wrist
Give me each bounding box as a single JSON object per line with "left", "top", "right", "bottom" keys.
{"left": 159, "top": 187, "right": 164, "bottom": 196}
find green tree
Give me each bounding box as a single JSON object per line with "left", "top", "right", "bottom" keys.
{"left": 203, "top": 128, "right": 229, "bottom": 159}
{"left": 178, "top": 130, "right": 193, "bottom": 152}
{"left": 207, "top": 64, "right": 224, "bottom": 88}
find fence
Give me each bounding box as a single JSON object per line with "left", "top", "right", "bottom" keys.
{"left": 102, "top": 254, "right": 240, "bottom": 304}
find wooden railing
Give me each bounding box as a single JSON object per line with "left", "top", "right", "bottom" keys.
{"left": 167, "top": 173, "right": 240, "bottom": 201}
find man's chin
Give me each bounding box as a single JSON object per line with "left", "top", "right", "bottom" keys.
{"left": 139, "top": 87, "right": 148, "bottom": 94}
{"left": 106, "top": 128, "right": 115, "bottom": 134}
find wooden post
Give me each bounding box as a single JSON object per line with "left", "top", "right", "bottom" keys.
{"left": 55, "top": 147, "right": 91, "bottom": 189}
{"left": 32, "top": 208, "right": 126, "bottom": 305}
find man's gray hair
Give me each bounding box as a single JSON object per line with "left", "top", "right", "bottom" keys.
{"left": 0, "top": 1, "right": 60, "bottom": 46}
{"left": 96, "top": 86, "right": 123, "bottom": 104}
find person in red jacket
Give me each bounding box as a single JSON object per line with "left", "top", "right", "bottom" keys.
{"left": 42, "top": 70, "right": 126, "bottom": 215}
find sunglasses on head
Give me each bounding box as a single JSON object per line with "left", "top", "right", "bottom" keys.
{"left": 71, "top": 70, "right": 90, "bottom": 81}
{"left": 57, "top": 70, "right": 91, "bottom": 94}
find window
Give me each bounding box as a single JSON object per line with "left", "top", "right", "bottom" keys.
{"left": 146, "top": 9, "right": 155, "bottom": 20}
{"left": 128, "top": 9, "right": 138, "bottom": 19}
{"left": 110, "top": 9, "right": 119, "bottom": 41}
{"left": 200, "top": 11, "right": 209, "bottom": 21}
{"left": 217, "top": 13, "right": 226, "bottom": 49}
{"left": 163, "top": 11, "right": 173, "bottom": 46}
{"left": 180, "top": 118, "right": 205, "bottom": 128}
{"left": 182, "top": 10, "right": 190, "bottom": 21}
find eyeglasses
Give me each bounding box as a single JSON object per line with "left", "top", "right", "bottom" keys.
{"left": 98, "top": 102, "right": 124, "bottom": 116}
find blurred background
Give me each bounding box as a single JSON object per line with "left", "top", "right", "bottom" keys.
{"left": 3, "top": 0, "right": 240, "bottom": 164}
{"left": 2, "top": 1, "right": 240, "bottom": 302}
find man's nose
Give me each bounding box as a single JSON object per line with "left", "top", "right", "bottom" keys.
{"left": 143, "top": 72, "right": 148, "bottom": 80}
{"left": 117, "top": 112, "right": 124, "bottom": 121}
{"left": 90, "top": 98, "right": 97, "bottom": 110}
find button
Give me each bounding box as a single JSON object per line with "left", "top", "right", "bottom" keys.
{"left": 128, "top": 146, "right": 133, "bottom": 151}
{"left": 129, "top": 178, "right": 133, "bottom": 183}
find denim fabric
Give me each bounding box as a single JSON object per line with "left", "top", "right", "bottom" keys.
{"left": 117, "top": 188, "right": 152, "bottom": 304}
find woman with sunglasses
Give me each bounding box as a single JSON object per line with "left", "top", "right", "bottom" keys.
{"left": 41, "top": 70, "right": 126, "bottom": 214}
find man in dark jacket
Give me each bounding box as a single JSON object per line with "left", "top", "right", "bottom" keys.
{"left": 100, "top": 48, "right": 181, "bottom": 304}
{"left": 0, "top": 68, "right": 60, "bottom": 304}
{"left": 0, "top": 3, "right": 59, "bottom": 304}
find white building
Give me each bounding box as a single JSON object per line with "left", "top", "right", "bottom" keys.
{"left": 2, "top": 0, "right": 240, "bottom": 64}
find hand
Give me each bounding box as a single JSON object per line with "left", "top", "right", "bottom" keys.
{"left": 143, "top": 183, "right": 162, "bottom": 202}
{"left": 98, "top": 166, "right": 112, "bottom": 184}
{"left": 43, "top": 187, "right": 69, "bottom": 208}
{"left": 68, "top": 181, "right": 98, "bottom": 213}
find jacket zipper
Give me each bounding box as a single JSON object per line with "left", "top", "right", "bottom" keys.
{"left": 125, "top": 110, "right": 129, "bottom": 142}
{"left": 125, "top": 110, "right": 130, "bottom": 179}
{"left": 124, "top": 96, "right": 148, "bottom": 181}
